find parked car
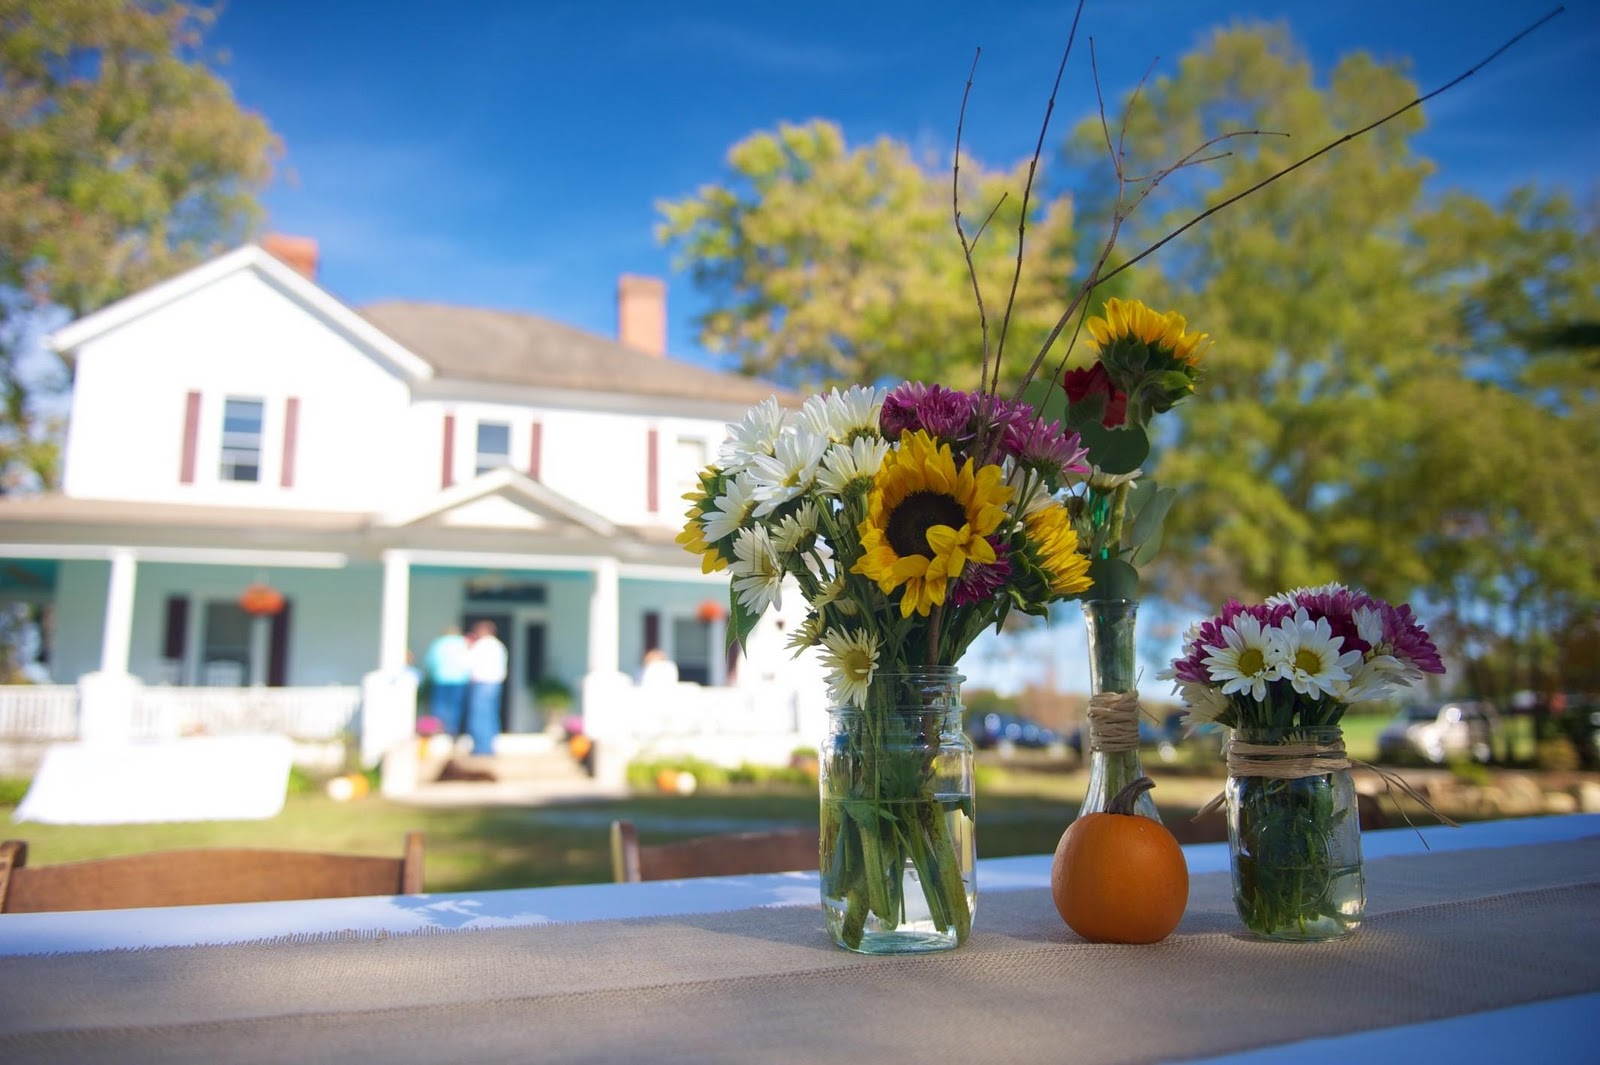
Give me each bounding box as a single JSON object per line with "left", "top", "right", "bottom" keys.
{"left": 968, "top": 712, "right": 1062, "bottom": 750}
{"left": 1377, "top": 701, "right": 1499, "bottom": 765}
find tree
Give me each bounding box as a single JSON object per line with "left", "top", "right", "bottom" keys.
{"left": 1086, "top": 24, "right": 1598, "bottom": 704}
{"left": 657, "top": 119, "right": 1077, "bottom": 393}
{"left": 0, "top": 0, "right": 279, "bottom": 491}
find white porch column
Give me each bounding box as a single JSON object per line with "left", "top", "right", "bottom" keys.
{"left": 588, "top": 558, "right": 620, "bottom": 675}
{"left": 99, "top": 547, "right": 138, "bottom": 674}
{"left": 379, "top": 549, "right": 411, "bottom": 674}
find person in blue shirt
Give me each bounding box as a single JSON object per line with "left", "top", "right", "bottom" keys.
{"left": 422, "top": 626, "right": 471, "bottom": 739}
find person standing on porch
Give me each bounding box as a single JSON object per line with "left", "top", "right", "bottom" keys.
{"left": 465, "top": 620, "right": 508, "bottom": 757}
{"left": 422, "top": 626, "right": 471, "bottom": 739}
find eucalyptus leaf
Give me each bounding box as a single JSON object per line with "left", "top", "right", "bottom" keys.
{"left": 1077, "top": 420, "right": 1149, "bottom": 475}
{"left": 1085, "top": 556, "right": 1140, "bottom": 601}
{"left": 1127, "top": 483, "right": 1177, "bottom": 550}
{"left": 1021, "top": 379, "right": 1069, "bottom": 426}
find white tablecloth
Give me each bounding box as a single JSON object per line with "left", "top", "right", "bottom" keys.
{"left": 12, "top": 735, "right": 293, "bottom": 824}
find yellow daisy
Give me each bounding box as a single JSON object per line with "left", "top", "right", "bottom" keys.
{"left": 851, "top": 430, "right": 1012, "bottom": 617}
{"left": 1086, "top": 297, "right": 1211, "bottom": 366}
{"left": 1024, "top": 502, "right": 1093, "bottom": 598}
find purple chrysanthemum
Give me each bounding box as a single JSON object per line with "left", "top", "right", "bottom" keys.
{"left": 880, "top": 382, "right": 977, "bottom": 443}
{"left": 949, "top": 538, "right": 1013, "bottom": 607}
{"left": 989, "top": 398, "right": 1090, "bottom": 482}
{"left": 1383, "top": 602, "right": 1445, "bottom": 674}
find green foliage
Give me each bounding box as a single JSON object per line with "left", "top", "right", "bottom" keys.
{"left": 0, "top": 0, "right": 281, "bottom": 490}
{"left": 658, "top": 119, "right": 1077, "bottom": 392}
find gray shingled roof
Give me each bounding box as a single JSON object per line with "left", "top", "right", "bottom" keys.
{"left": 360, "top": 300, "right": 795, "bottom": 406}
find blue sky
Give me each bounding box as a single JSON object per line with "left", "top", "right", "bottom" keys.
{"left": 210, "top": 0, "right": 1598, "bottom": 373}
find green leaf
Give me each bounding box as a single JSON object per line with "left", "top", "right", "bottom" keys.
{"left": 1077, "top": 421, "right": 1149, "bottom": 475}
{"left": 1085, "top": 556, "right": 1140, "bottom": 601}
{"left": 1126, "top": 483, "right": 1177, "bottom": 552}
{"left": 726, "top": 593, "right": 761, "bottom": 653}
{"left": 1021, "top": 379, "right": 1069, "bottom": 426}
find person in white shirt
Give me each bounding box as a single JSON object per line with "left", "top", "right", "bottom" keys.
{"left": 465, "top": 620, "right": 508, "bottom": 756}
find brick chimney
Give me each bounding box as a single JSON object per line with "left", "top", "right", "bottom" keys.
{"left": 262, "top": 233, "right": 319, "bottom": 281}
{"left": 617, "top": 274, "right": 666, "bottom": 356}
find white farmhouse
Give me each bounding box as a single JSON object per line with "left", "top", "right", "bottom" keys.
{"left": 0, "top": 237, "right": 822, "bottom": 771}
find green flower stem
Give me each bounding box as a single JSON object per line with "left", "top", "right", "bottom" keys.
{"left": 823, "top": 677, "right": 972, "bottom": 952}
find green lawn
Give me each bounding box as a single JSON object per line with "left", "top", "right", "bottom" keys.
{"left": 0, "top": 768, "right": 1162, "bottom": 894}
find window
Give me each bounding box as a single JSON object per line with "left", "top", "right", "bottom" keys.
{"left": 201, "top": 600, "right": 252, "bottom": 686}
{"left": 672, "top": 615, "right": 713, "bottom": 686}
{"left": 475, "top": 421, "right": 511, "bottom": 475}
{"left": 219, "top": 397, "right": 265, "bottom": 482}
{"left": 672, "top": 436, "right": 708, "bottom": 502}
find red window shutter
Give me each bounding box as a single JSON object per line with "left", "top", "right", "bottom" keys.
{"left": 528, "top": 421, "right": 542, "bottom": 481}
{"left": 179, "top": 391, "right": 201, "bottom": 484}
{"left": 643, "top": 611, "right": 661, "bottom": 653}
{"left": 646, "top": 428, "right": 659, "bottom": 513}
{"left": 280, "top": 396, "right": 300, "bottom": 488}
{"left": 441, "top": 414, "right": 456, "bottom": 489}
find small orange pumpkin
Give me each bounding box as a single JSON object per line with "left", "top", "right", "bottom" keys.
{"left": 1051, "top": 777, "right": 1188, "bottom": 944}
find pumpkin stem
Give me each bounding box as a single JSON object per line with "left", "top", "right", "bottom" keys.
{"left": 1108, "top": 776, "right": 1155, "bottom": 816}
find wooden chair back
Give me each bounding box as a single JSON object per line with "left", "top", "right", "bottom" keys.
{"left": 0, "top": 833, "right": 425, "bottom": 913}
{"left": 610, "top": 820, "right": 820, "bottom": 882}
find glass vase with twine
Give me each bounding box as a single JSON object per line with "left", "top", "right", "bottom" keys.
{"left": 1225, "top": 725, "right": 1364, "bottom": 941}
{"left": 1077, "top": 599, "right": 1160, "bottom": 821}
{"left": 820, "top": 665, "right": 976, "bottom": 955}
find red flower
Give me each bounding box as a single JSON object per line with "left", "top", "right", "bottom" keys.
{"left": 1061, "top": 363, "right": 1128, "bottom": 428}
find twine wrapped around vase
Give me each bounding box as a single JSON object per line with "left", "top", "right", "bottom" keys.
{"left": 1196, "top": 733, "right": 1458, "bottom": 834}
{"left": 1084, "top": 690, "right": 1153, "bottom": 753}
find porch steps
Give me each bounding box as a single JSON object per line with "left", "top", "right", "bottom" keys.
{"left": 392, "top": 745, "right": 629, "bottom": 808}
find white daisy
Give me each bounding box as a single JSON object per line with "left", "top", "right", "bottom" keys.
{"left": 1085, "top": 465, "right": 1142, "bottom": 491}
{"left": 828, "top": 385, "right": 886, "bottom": 441}
{"left": 819, "top": 627, "right": 880, "bottom": 708}
{"left": 749, "top": 426, "right": 829, "bottom": 517}
{"left": 717, "top": 397, "right": 785, "bottom": 473}
{"left": 1266, "top": 583, "right": 1352, "bottom": 609}
{"left": 816, "top": 436, "right": 890, "bottom": 498}
{"left": 1338, "top": 657, "right": 1406, "bottom": 704}
{"left": 1201, "top": 613, "right": 1280, "bottom": 703}
{"left": 1012, "top": 471, "right": 1058, "bottom": 518}
{"left": 770, "top": 500, "right": 821, "bottom": 553}
{"left": 1269, "top": 609, "right": 1363, "bottom": 700}
{"left": 701, "top": 472, "right": 760, "bottom": 543}
{"left": 1350, "top": 605, "right": 1424, "bottom": 689}
{"left": 1176, "top": 681, "right": 1231, "bottom": 725}
{"left": 785, "top": 613, "right": 825, "bottom": 656}
{"left": 729, "top": 526, "right": 785, "bottom": 615}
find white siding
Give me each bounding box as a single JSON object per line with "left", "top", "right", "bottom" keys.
{"left": 63, "top": 267, "right": 410, "bottom": 511}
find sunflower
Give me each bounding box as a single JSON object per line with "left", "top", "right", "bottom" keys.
{"left": 1086, "top": 297, "right": 1211, "bottom": 366}
{"left": 674, "top": 469, "right": 730, "bottom": 573}
{"left": 1084, "top": 297, "right": 1210, "bottom": 427}
{"left": 852, "top": 430, "right": 1012, "bottom": 617}
{"left": 1023, "top": 502, "right": 1093, "bottom": 598}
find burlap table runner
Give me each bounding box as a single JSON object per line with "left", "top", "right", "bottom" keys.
{"left": 1, "top": 839, "right": 1596, "bottom": 1064}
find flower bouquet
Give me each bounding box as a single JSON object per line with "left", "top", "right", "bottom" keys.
{"left": 1166, "top": 584, "right": 1445, "bottom": 938}
{"left": 679, "top": 382, "right": 1095, "bottom": 951}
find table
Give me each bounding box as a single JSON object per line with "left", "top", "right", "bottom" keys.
{"left": 0, "top": 814, "right": 1595, "bottom": 1063}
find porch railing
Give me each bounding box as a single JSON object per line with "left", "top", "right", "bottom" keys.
{"left": 0, "top": 684, "right": 361, "bottom": 744}
{"left": 134, "top": 686, "right": 362, "bottom": 742}
{"left": 0, "top": 686, "right": 78, "bottom": 740}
